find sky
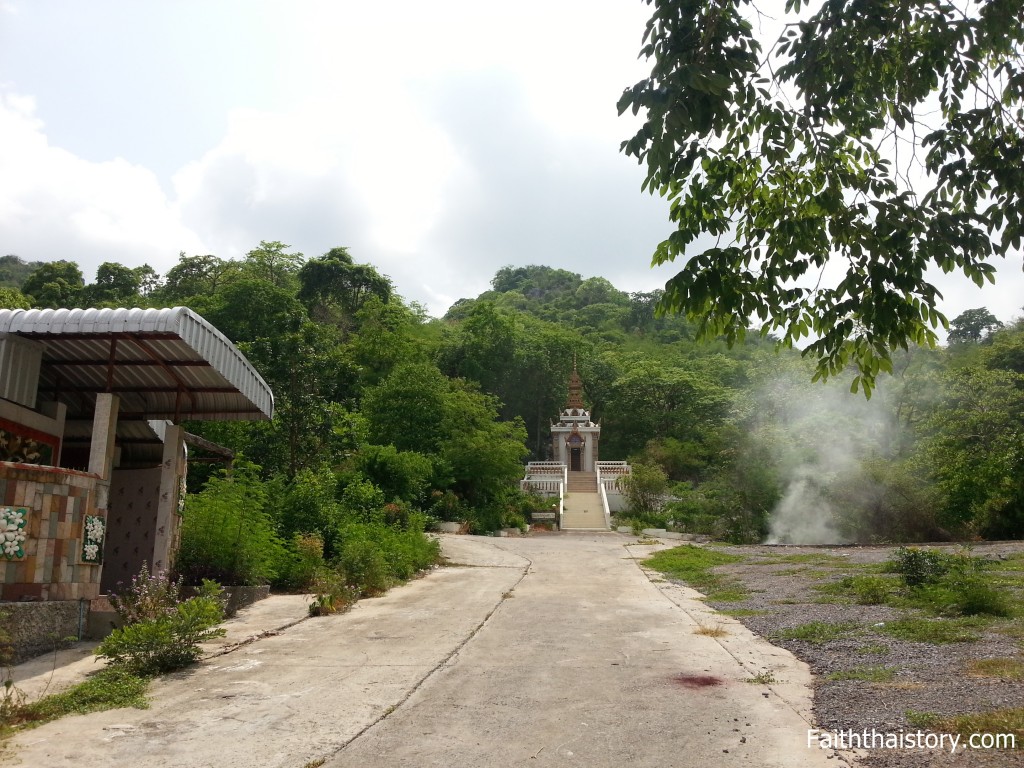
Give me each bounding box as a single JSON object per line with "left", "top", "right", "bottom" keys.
{"left": 1, "top": 0, "right": 1021, "bottom": 324}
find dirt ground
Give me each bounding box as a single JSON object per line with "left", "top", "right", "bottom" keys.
{"left": 687, "top": 541, "right": 1024, "bottom": 767}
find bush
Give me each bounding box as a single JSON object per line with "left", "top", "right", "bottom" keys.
{"left": 96, "top": 584, "right": 226, "bottom": 676}
{"left": 175, "top": 461, "right": 285, "bottom": 586}
{"left": 890, "top": 547, "right": 952, "bottom": 586}
{"left": 275, "top": 533, "right": 328, "bottom": 592}
{"left": 837, "top": 575, "right": 893, "bottom": 605}
{"left": 308, "top": 569, "right": 357, "bottom": 616}
{"left": 109, "top": 562, "right": 181, "bottom": 623}
{"left": 338, "top": 537, "right": 390, "bottom": 596}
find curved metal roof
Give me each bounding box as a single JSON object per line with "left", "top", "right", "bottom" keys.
{"left": 0, "top": 307, "right": 273, "bottom": 421}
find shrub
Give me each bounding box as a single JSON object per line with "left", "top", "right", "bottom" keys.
{"left": 96, "top": 584, "right": 226, "bottom": 676}
{"left": 109, "top": 562, "right": 181, "bottom": 624}
{"left": 308, "top": 569, "right": 357, "bottom": 617}
{"left": 890, "top": 547, "right": 952, "bottom": 586}
{"left": 175, "top": 461, "right": 285, "bottom": 586}
{"left": 275, "top": 533, "right": 328, "bottom": 592}
{"left": 338, "top": 537, "right": 390, "bottom": 596}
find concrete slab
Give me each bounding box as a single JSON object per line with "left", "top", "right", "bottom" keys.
{"left": 325, "top": 535, "right": 846, "bottom": 768}
{"left": 3, "top": 536, "right": 852, "bottom": 768}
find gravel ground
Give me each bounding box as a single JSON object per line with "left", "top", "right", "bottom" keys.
{"left": 680, "top": 542, "right": 1024, "bottom": 767}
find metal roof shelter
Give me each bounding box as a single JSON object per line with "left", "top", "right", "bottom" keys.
{"left": 0, "top": 306, "right": 273, "bottom": 422}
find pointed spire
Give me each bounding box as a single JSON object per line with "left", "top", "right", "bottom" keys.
{"left": 566, "top": 354, "right": 584, "bottom": 409}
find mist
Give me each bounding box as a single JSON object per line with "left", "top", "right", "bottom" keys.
{"left": 757, "top": 372, "right": 896, "bottom": 545}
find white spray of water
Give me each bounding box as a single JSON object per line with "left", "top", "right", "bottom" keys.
{"left": 761, "top": 373, "right": 893, "bottom": 545}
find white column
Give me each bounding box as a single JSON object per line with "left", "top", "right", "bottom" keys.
{"left": 87, "top": 393, "right": 119, "bottom": 479}
{"left": 153, "top": 424, "right": 185, "bottom": 573}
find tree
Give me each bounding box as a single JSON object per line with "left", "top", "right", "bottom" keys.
{"left": 298, "top": 247, "right": 392, "bottom": 327}
{"left": 84, "top": 261, "right": 142, "bottom": 306}
{"left": 947, "top": 308, "right": 1003, "bottom": 344}
{"left": 0, "top": 286, "right": 30, "bottom": 309}
{"left": 159, "top": 254, "right": 239, "bottom": 302}
{"left": 620, "top": 0, "right": 1024, "bottom": 394}
{"left": 21, "top": 260, "right": 85, "bottom": 308}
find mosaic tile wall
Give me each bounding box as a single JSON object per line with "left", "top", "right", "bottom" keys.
{"left": 0, "top": 462, "right": 102, "bottom": 601}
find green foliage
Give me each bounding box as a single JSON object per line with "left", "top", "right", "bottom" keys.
{"left": 948, "top": 308, "right": 1004, "bottom": 344}
{"left": 335, "top": 522, "right": 440, "bottom": 596}
{"left": 644, "top": 544, "right": 747, "bottom": 599}
{"left": 175, "top": 462, "right": 285, "bottom": 586}
{"left": 109, "top": 562, "right": 182, "bottom": 623}
{"left": 773, "top": 622, "right": 860, "bottom": 645}
{"left": 21, "top": 260, "right": 84, "bottom": 308}
{"left": 0, "top": 286, "right": 30, "bottom": 309}
{"left": 878, "top": 617, "right": 985, "bottom": 644}
{"left": 96, "top": 590, "right": 226, "bottom": 675}
{"left": 826, "top": 666, "right": 896, "bottom": 683}
{"left": 5, "top": 667, "right": 148, "bottom": 731}
{"left": 890, "top": 547, "right": 954, "bottom": 587}
{"left": 276, "top": 533, "right": 328, "bottom": 592}
{"left": 621, "top": 462, "right": 669, "bottom": 517}
{"left": 308, "top": 568, "right": 357, "bottom": 616}
{"left": 620, "top": 0, "right": 1023, "bottom": 390}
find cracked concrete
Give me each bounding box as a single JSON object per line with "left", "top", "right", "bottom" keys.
{"left": 3, "top": 534, "right": 852, "bottom": 768}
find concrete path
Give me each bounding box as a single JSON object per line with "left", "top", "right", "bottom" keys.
{"left": 3, "top": 535, "right": 850, "bottom": 768}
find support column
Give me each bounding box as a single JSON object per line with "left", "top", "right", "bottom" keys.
{"left": 88, "top": 394, "right": 119, "bottom": 480}
{"left": 153, "top": 424, "right": 185, "bottom": 574}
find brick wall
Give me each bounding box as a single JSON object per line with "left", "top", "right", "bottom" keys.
{"left": 0, "top": 462, "right": 103, "bottom": 601}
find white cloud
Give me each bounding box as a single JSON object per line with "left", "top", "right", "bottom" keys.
{"left": 0, "top": 91, "right": 207, "bottom": 279}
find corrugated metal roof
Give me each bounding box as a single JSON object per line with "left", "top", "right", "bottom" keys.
{"left": 0, "top": 307, "right": 273, "bottom": 422}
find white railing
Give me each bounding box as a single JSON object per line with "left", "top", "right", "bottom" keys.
{"left": 520, "top": 479, "right": 562, "bottom": 495}
{"left": 597, "top": 470, "right": 611, "bottom": 529}
{"left": 595, "top": 461, "right": 630, "bottom": 475}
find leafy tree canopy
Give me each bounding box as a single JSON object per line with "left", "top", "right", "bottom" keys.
{"left": 620, "top": 0, "right": 1024, "bottom": 395}
{"left": 21, "top": 260, "right": 85, "bottom": 308}
{"left": 947, "top": 307, "right": 1004, "bottom": 344}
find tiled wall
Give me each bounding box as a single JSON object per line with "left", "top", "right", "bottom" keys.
{"left": 0, "top": 461, "right": 102, "bottom": 600}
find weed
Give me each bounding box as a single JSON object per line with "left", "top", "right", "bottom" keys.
{"left": 645, "top": 545, "right": 748, "bottom": 600}
{"left": 2, "top": 667, "right": 148, "bottom": 734}
{"left": 857, "top": 643, "right": 891, "bottom": 655}
{"left": 694, "top": 622, "right": 728, "bottom": 637}
{"left": 968, "top": 658, "right": 1024, "bottom": 680}
{"left": 878, "top": 616, "right": 985, "bottom": 644}
{"left": 905, "top": 709, "right": 939, "bottom": 728}
{"left": 826, "top": 666, "right": 896, "bottom": 682}
{"left": 96, "top": 581, "right": 226, "bottom": 675}
{"left": 773, "top": 621, "right": 860, "bottom": 645}
{"left": 308, "top": 569, "right": 357, "bottom": 617}
{"left": 746, "top": 670, "right": 776, "bottom": 684}
{"left": 919, "top": 708, "right": 1024, "bottom": 745}
{"left": 817, "top": 575, "right": 897, "bottom": 605}
{"left": 768, "top": 553, "right": 851, "bottom": 566}
{"left": 302, "top": 760, "right": 326, "bottom": 768}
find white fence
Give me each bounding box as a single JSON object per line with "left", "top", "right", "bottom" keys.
{"left": 521, "top": 462, "right": 567, "bottom": 527}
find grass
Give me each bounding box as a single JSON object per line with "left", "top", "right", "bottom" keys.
{"left": 758, "top": 553, "right": 852, "bottom": 567}
{"left": 826, "top": 665, "right": 897, "bottom": 682}
{"left": 644, "top": 545, "right": 748, "bottom": 600}
{"left": 745, "top": 670, "right": 777, "bottom": 684}
{"left": 857, "top": 643, "right": 891, "bottom": 655}
{"left": 968, "top": 657, "right": 1024, "bottom": 680}
{"left": 878, "top": 616, "right": 987, "bottom": 644}
{"left": 1, "top": 667, "right": 148, "bottom": 736}
{"left": 694, "top": 622, "right": 728, "bottom": 637}
{"left": 907, "top": 708, "right": 1024, "bottom": 746}
{"left": 773, "top": 621, "right": 860, "bottom": 644}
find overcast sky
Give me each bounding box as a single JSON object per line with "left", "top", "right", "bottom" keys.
{"left": 1, "top": 1, "right": 1021, "bottom": 324}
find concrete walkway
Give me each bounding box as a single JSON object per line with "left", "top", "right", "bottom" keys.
{"left": 3, "top": 535, "right": 851, "bottom": 768}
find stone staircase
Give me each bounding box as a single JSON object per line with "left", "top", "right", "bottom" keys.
{"left": 561, "top": 472, "right": 607, "bottom": 530}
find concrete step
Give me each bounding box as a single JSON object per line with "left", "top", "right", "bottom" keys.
{"left": 561, "top": 491, "right": 607, "bottom": 529}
